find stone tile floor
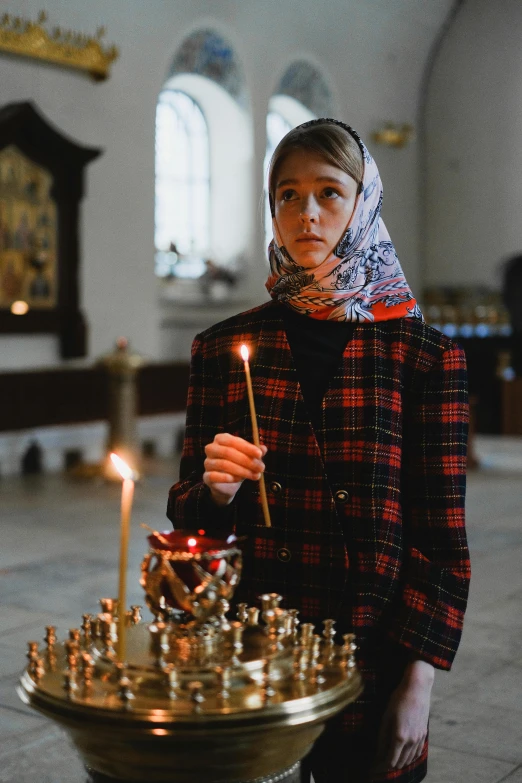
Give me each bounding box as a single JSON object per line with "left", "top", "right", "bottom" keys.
{"left": 0, "top": 436, "right": 521, "bottom": 782}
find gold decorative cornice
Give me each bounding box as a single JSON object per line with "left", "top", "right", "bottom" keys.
{"left": 371, "top": 123, "right": 415, "bottom": 149}
{"left": 0, "top": 11, "right": 118, "bottom": 81}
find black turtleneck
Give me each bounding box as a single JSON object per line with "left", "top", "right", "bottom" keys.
{"left": 277, "top": 304, "right": 356, "bottom": 428}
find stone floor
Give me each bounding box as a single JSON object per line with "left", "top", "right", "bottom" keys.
{"left": 0, "top": 436, "right": 521, "bottom": 782}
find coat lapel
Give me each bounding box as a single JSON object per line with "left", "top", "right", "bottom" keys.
{"left": 251, "top": 305, "right": 319, "bottom": 450}
{"left": 250, "top": 307, "right": 374, "bottom": 468}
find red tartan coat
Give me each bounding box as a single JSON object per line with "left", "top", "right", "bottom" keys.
{"left": 167, "top": 301, "right": 471, "bottom": 783}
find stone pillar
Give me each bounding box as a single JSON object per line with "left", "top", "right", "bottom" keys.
{"left": 99, "top": 337, "right": 144, "bottom": 477}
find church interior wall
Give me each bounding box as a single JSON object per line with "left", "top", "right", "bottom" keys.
{"left": 0, "top": 0, "right": 454, "bottom": 374}
{"left": 424, "top": 0, "right": 522, "bottom": 289}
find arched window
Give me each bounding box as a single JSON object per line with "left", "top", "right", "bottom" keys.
{"left": 263, "top": 111, "right": 292, "bottom": 252}
{"left": 263, "top": 94, "right": 317, "bottom": 253}
{"left": 156, "top": 30, "right": 252, "bottom": 283}
{"left": 155, "top": 90, "right": 210, "bottom": 278}
{"left": 264, "top": 64, "right": 334, "bottom": 255}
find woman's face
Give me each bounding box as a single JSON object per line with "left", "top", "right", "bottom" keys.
{"left": 273, "top": 148, "right": 359, "bottom": 269}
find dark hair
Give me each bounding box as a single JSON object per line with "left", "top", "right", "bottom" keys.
{"left": 268, "top": 121, "right": 364, "bottom": 215}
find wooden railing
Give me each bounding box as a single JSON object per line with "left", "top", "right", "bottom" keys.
{"left": 0, "top": 363, "right": 190, "bottom": 432}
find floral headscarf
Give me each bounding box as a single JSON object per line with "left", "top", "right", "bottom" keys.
{"left": 265, "top": 119, "right": 422, "bottom": 323}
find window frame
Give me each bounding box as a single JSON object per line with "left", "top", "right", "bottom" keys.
{"left": 154, "top": 89, "right": 211, "bottom": 278}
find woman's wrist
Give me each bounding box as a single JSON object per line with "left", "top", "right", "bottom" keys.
{"left": 209, "top": 490, "right": 232, "bottom": 507}
{"left": 209, "top": 486, "right": 236, "bottom": 506}
{"left": 401, "top": 658, "right": 435, "bottom": 689}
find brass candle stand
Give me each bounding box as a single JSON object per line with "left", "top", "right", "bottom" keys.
{"left": 18, "top": 531, "right": 362, "bottom": 783}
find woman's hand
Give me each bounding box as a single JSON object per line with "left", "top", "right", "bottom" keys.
{"left": 203, "top": 433, "right": 267, "bottom": 506}
{"left": 373, "top": 659, "right": 434, "bottom": 773}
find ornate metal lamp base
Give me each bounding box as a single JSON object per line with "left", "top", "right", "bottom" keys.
{"left": 86, "top": 761, "right": 301, "bottom": 783}
{"left": 18, "top": 532, "right": 362, "bottom": 783}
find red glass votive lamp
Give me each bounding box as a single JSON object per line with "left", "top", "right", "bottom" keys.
{"left": 140, "top": 529, "right": 242, "bottom": 622}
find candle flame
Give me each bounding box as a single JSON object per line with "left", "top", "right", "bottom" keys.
{"left": 240, "top": 344, "right": 249, "bottom": 362}
{"left": 110, "top": 453, "right": 134, "bottom": 481}
{"left": 187, "top": 537, "right": 197, "bottom": 547}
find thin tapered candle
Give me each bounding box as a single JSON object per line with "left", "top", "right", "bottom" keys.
{"left": 240, "top": 344, "right": 271, "bottom": 528}
{"left": 110, "top": 452, "right": 135, "bottom": 662}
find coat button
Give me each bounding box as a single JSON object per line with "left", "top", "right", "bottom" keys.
{"left": 334, "top": 489, "right": 350, "bottom": 504}
{"left": 277, "top": 547, "right": 291, "bottom": 562}
{"left": 269, "top": 481, "right": 282, "bottom": 495}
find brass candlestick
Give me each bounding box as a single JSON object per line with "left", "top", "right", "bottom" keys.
{"left": 18, "top": 529, "right": 362, "bottom": 783}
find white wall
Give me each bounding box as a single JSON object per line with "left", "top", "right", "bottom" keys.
{"left": 424, "top": 0, "right": 522, "bottom": 288}
{"left": 0, "top": 0, "right": 453, "bottom": 368}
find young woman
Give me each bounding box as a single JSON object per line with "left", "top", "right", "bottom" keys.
{"left": 168, "top": 119, "right": 470, "bottom": 783}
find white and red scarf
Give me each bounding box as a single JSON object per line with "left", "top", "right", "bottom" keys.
{"left": 266, "top": 119, "right": 422, "bottom": 323}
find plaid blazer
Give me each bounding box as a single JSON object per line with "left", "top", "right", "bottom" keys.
{"left": 167, "top": 301, "right": 470, "bottom": 780}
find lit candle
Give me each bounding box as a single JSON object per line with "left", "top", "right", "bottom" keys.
{"left": 110, "top": 453, "right": 136, "bottom": 662}
{"left": 240, "top": 344, "right": 271, "bottom": 528}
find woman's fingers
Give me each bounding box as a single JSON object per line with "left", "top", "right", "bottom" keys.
{"left": 205, "top": 442, "right": 264, "bottom": 471}
{"left": 395, "top": 736, "right": 425, "bottom": 769}
{"left": 387, "top": 734, "right": 403, "bottom": 770}
{"left": 383, "top": 724, "right": 427, "bottom": 770}
{"left": 204, "top": 457, "right": 262, "bottom": 481}
{"left": 410, "top": 738, "right": 426, "bottom": 767}
{"left": 205, "top": 434, "right": 266, "bottom": 480}
{"left": 203, "top": 471, "right": 239, "bottom": 485}
{"left": 213, "top": 432, "right": 265, "bottom": 459}
{"left": 395, "top": 740, "right": 414, "bottom": 770}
